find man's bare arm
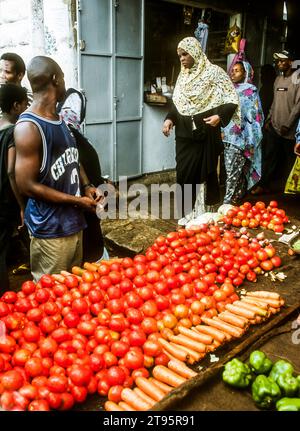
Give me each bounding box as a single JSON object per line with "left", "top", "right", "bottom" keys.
{"left": 14, "top": 121, "right": 96, "bottom": 211}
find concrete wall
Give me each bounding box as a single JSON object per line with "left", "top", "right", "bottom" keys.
{"left": 0, "top": 0, "right": 78, "bottom": 90}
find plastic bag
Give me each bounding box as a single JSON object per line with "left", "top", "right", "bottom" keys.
{"left": 284, "top": 157, "right": 300, "bottom": 194}
{"left": 186, "top": 212, "right": 222, "bottom": 229}
{"left": 224, "top": 21, "right": 241, "bottom": 54}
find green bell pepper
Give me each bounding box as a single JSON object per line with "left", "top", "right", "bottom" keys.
{"left": 249, "top": 350, "right": 273, "bottom": 375}
{"left": 276, "top": 373, "right": 299, "bottom": 397}
{"left": 276, "top": 397, "right": 300, "bottom": 411}
{"left": 297, "top": 376, "right": 300, "bottom": 396}
{"left": 269, "top": 360, "right": 294, "bottom": 382}
{"left": 222, "top": 358, "right": 252, "bottom": 388}
{"left": 252, "top": 375, "right": 281, "bottom": 409}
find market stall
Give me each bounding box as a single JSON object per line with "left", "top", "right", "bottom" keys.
{"left": 1, "top": 200, "right": 300, "bottom": 412}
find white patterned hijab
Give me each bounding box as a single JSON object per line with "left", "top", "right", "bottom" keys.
{"left": 173, "top": 37, "right": 240, "bottom": 124}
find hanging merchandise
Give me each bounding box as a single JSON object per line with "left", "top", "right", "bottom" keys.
{"left": 284, "top": 157, "right": 300, "bottom": 194}
{"left": 224, "top": 20, "right": 241, "bottom": 54}
{"left": 194, "top": 10, "right": 209, "bottom": 53}
{"left": 227, "top": 38, "right": 253, "bottom": 82}
{"left": 183, "top": 6, "right": 193, "bottom": 25}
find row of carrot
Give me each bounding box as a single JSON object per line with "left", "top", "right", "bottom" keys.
{"left": 104, "top": 290, "right": 284, "bottom": 411}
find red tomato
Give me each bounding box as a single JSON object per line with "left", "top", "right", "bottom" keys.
{"left": 111, "top": 340, "right": 130, "bottom": 358}
{"left": 103, "top": 352, "right": 118, "bottom": 368}
{"left": 28, "top": 399, "right": 50, "bottom": 411}
{"left": 141, "top": 300, "right": 158, "bottom": 317}
{"left": 39, "top": 337, "right": 58, "bottom": 357}
{"left": 128, "top": 330, "right": 146, "bottom": 347}
{"left": 39, "top": 316, "right": 57, "bottom": 334}
{"left": 108, "top": 385, "right": 123, "bottom": 403}
{"left": 68, "top": 364, "right": 92, "bottom": 387}
{"left": 141, "top": 317, "right": 158, "bottom": 334}
{"left": 154, "top": 353, "right": 170, "bottom": 366}
{"left": 64, "top": 275, "right": 79, "bottom": 288}
{"left": 260, "top": 259, "right": 274, "bottom": 271}
{"left": 20, "top": 281, "right": 36, "bottom": 296}
{"left": 25, "top": 357, "right": 44, "bottom": 378}
{"left": 63, "top": 311, "right": 80, "bottom": 328}
{"left": 97, "top": 378, "right": 110, "bottom": 396}
{"left": 271, "top": 255, "right": 282, "bottom": 268}
{"left": 123, "top": 349, "right": 144, "bottom": 370}
{"left": 71, "top": 298, "right": 89, "bottom": 315}
{"left": 47, "top": 375, "right": 68, "bottom": 393}
{"left": 126, "top": 308, "right": 143, "bottom": 324}
{"left": 106, "top": 366, "right": 126, "bottom": 386}
{"left": 213, "top": 289, "right": 227, "bottom": 302}
{"left": 1, "top": 370, "right": 24, "bottom": 391}
{"left": 131, "top": 368, "right": 149, "bottom": 381}
{"left": 125, "top": 292, "right": 143, "bottom": 308}
{"left": 142, "top": 340, "right": 162, "bottom": 357}
{"left": 39, "top": 274, "right": 54, "bottom": 289}
{"left": 138, "top": 286, "right": 154, "bottom": 301}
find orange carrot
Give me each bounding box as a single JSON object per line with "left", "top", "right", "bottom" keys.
{"left": 194, "top": 325, "right": 227, "bottom": 343}
{"left": 241, "top": 297, "right": 269, "bottom": 309}
{"left": 149, "top": 378, "right": 173, "bottom": 394}
{"left": 201, "top": 316, "right": 244, "bottom": 338}
{"left": 118, "top": 401, "right": 137, "bottom": 411}
{"left": 169, "top": 343, "right": 203, "bottom": 363}
{"left": 234, "top": 300, "right": 268, "bottom": 316}
{"left": 225, "top": 303, "right": 256, "bottom": 319}
{"left": 52, "top": 274, "right": 66, "bottom": 283}
{"left": 133, "top": 388, "right": 157, "bottom": 406}
{"left": 177, "top": 325, "right": 213, "bottom": 345}
{"left": 206, "top": 340, "right": 221, "bottom": 352}
{"left": 158, "top": 338, "right": 188, "bottom": 362}
{"left": 218, "top": 311, "right": 249, "bottom": 328}
{"left": 104, "top": 401, "right": 125, "bottom": 411}
{"left": 83, "top": 262, "right": 98, "bottom": 272}
{"left": 135, "top": 377, "right": 166, "bottom": 402}
{"left": 71, "top": 266, "right": 84, "bottom": 276}
{"left": 121, "top": 388, "right": 152, "bottom": 411}
{"left": 167, "top": 360, "right": 197, "bottom": 379}
{"left": 153, "top": 365, "right": 186, "bottom": 388}
{"left": 169, "top": 334, "right": 206, "bottom": 353}
{"left": 244, "top": 296, "right": 282, "bottom": 308}
{"left": 246, "top": 291, "right": 281, "bottom": 300}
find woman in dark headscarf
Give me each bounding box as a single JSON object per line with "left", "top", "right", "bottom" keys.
{"left": 162, "top": 37, "right": 239, "bottom": 224}
{"left": 222, "top": 61, "right": 264, "bottom": 205}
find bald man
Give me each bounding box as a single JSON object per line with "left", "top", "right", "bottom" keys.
{"left": 14, "top": 56, "right": 101, "bottom": 282}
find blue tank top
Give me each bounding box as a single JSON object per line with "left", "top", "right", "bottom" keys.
{"left": 17, "top": 112, "right": 87, "bottom": 238}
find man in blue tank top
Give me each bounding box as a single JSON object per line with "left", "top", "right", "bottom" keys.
{"left": 14, "top": 56, "right": 101, "bottom": 282}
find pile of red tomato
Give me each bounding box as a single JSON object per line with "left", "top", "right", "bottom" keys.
{"left": 0, "top": 206, "right": 284, "bottom": 411}
{"left": 221, "top": 200, "right": 288, "bottom": 233}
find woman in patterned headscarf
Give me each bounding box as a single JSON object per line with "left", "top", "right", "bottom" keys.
{"left": 222, "top": 61, "right": 264, "bottom": 205}
{"left": 162, "top": 37, "right": 239, "bottom": 224}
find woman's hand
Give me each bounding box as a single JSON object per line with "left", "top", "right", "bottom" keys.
{"left": 294, "top": 142, "right": 300, "bottom": 156}
{"left": 203, "top": 115, "right": 221, "bottom": 127}
{"left": 162, "top": 119, "right": 174, "bottom": 136}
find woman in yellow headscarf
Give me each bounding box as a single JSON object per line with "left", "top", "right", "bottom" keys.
{"left": 162, "top": 37, "right": 239, "bottom": 224}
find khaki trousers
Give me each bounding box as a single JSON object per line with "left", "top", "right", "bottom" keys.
{"left": 30, "top": 231, "right": 83, "bottom": 282}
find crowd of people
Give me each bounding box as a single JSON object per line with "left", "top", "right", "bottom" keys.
{"left": 163, "top": 38, "right": 300, "bottom": 220}
{"left": 1, "top": 40, "right": 300, "bottom": 292}
{"left": 0, "top": 53, "right": 107, "bottom": 293}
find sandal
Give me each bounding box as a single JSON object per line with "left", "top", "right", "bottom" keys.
{"left": 12, "top": 263, "right": 31, "bottom": 275}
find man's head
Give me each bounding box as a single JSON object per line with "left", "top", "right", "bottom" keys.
{"left": 0, "top": 83, "right": 28, "bottom": 118}
{"left": 0, "top": 52, "right": 26, "bottom": 85}
{"left": 27, "top": 56, "right": 66, "bottom": 102}
{"left": 273, "top": 50, "right": 293, "bottom": 74}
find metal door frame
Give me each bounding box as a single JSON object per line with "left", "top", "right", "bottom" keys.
{"left": 76, "top": 0, "right": 144, "bottom": 181}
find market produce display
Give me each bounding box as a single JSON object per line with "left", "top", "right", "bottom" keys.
{"left": 0, "top": 200, "right": 290, "bottom": 411}
{"left": 222, "top": 352, "right": 300, "bottom": 410}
